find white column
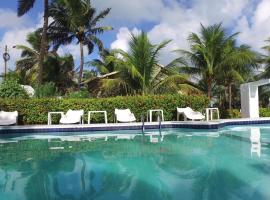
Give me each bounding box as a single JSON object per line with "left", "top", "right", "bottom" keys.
{"left": 240, "top": 79, "right": 270, "bottom": 118}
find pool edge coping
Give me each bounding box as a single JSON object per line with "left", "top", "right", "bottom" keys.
{"left": 1, "top": 117, "right": 270, "bottom": 134}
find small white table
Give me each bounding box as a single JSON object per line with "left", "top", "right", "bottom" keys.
{"left": 88, "top": 111, "right": 108, "bottom": 124}
{"left": 205, "top": 108, "right": 220, "bottom": 121}
{"left": 147, "top": 109, "right": 164, "bottom": 122}
{"left": 48, "top": 112, "right": 64, "bottom": 125}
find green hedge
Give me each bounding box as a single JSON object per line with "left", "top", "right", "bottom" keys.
{"left": 260, "top": 108, "right": 270, "bottom": 117}
{"left": 222, "top": 108, "right": 270, "bottom": 119}
{"left": 0, "top": 94, "right": 209, "bottom": 125}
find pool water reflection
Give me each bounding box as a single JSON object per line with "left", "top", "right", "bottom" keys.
{"left": 0, "top": 127, "right": 270, "bottom": 200}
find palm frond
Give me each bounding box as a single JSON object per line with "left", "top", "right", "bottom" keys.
{"left": 17, "top": 0, "right": 35, "bottom": 16}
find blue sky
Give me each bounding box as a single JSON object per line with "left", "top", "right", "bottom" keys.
{"left": 0, "top": 0, "right": 270, "bottom": 73}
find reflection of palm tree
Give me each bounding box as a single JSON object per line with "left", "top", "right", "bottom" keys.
{"left": 80, "top": 155, "right": 86, "bottom": 198}
{"left": 25, "top": 169, "right": 50, "bottom": 200}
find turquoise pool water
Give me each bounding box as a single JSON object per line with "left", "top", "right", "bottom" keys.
{"left": 0, "top": 126, "right": 270, "bottom": 200}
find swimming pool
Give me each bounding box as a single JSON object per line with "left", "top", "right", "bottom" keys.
{"left": 0, "top": 125, "right": 269, "bottom": 200}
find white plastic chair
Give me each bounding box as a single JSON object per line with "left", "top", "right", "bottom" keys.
{"left": 115, "top": 109, "right": 136, "bottom": 123}
{"left": 177, "top": 107, "right": 205, "bottom": 121}
{"left": 0, "top": 111, "right": 18, "bottom": 126}
{"left": 59, "top": 110, "right": 84, "bottom": 124}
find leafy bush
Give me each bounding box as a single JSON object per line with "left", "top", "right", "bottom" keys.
{"left": 221, "top": 109, "right": 241, "bottom": 119}
{"left": 222, "top": 108, "right": 270, "bottom": 119}
{"left": 34, "top": 82, "right": 58, "bottom": 98}
{"left": 0, "top": 79, "right": 29, "bottom": 99}
{"left": 260, "top": 108, "right": 270, "bottom": 117}
{"left": 66, "top": 89, "right": 90, "bottom": 98}
{"left": 0, "top": 94, "right": 209, "bottom": 125}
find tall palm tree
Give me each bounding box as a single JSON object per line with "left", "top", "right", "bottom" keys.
{"left": 216, "top": 42, "right": 257, "bottom": 110}
{"left": 112, "top": 32, "right": 196, "bottom": 95}
{"left": 48, "top": 0, "right": 112, "bottom": 85}
{"left": 175, "top": 23, "right": 237, "bottom": 100}
{"left": 15, "top": 31, "right": 75, "bottom": 90}
{"left": 84, "top": 49, "right": 128, "bottom": 97}
{"left": 17, "top": 0, "right": 49, "bottom": 84}
{"left": 90, "top": 49, "right": 117, "bottom": 75}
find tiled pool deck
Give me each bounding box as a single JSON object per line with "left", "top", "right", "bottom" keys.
{"left": 1, "top": 118, "right": 270, "bottom": 134}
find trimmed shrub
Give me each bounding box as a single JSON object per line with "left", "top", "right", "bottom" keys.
{"left": 66, "top": 89, "right": 90, "bottom": 98}
{"left": 0, "top": 94, "right": 209, "bottom": 125}
{"left": 222, "top": 108, "right": 270, "bottom": 119}
{"left": 221, "top": 109, "right": 241, "bottom": 119}
{"left": 0, "top": 79, "right": 29, "bottom": 99}
{"left": 34, "top": 82, "right": 58, "bottom": 98}
{"left": 260, "top": 108, "right": 270, "bottom": 117}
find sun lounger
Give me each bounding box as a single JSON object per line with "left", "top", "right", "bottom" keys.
{"left": 115, "top": 109, "right": 136, "bottom": 123}
{"left": 0, "top": 111, "right": 18, "bottom": 126}
{"left": 177, "top": 107, "right": 205, "bottom": 121}
{"left": 59, "top": 109, "right": 84, "bottom": 124}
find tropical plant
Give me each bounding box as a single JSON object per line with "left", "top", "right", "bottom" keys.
{"left": 15, "top": 31, "right": 46, "bottom": 84}
{"left": 89, "top": 49, "right": 117, "bottom": 75}
{"left": 176, "top": 23, "right": 257, "bottom": 105}
{"left": 110, "top": 32, "right": 197, "bottom": 95}
{"left": 66, "top": 89, "right": 90, "bottom": 98}
{"left": 216, "top": 42, "right": 258, "bottom": 110}
{"left": 15, "top": 31, "right": 75, "bottom": 91}
{"left": 48, "top": 0, "right": 112, "bottom": 85}
{"left": 257, "top": 38, "right": 270, "bottom": 107}
{"left": 0, "top": 79, "right": 29, "bottom": 99}
{"left": 17, "top": 0, "right": 49, "bottom": 84}
{"left": 175, "top": 23, "right": 236, "bottom": 99}
{"left": 84, "top": 49, "right": 127, "bottom": 97}
{"left": 34, "top": 82, "right": 58, "bottom": 98}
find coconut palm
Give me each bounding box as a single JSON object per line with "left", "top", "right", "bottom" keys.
{"left": 48, "top": 0, "right": 112, "bottom": 85}
{"left": 111, "top": 32, "right": 197, "bottom": 95}
{"left": 15, "top": 31, "right": 75, "bottom": 91}
{"left": 15, "top": 31, "right": 47, "bottom": 84}
{"left": 84, "top": 49, "right": 128, "bottom": 97}
{"left": 175, "top": 23, "right": 258, "bottom": 104}
{"left": 175, "top": 23, "right": 238, "bottom": 100}
{"left": 17, "top": 0, "right": 49, "bottom": 84}
{"left": 216, "top": 42, "right": 257, "bottom": 110}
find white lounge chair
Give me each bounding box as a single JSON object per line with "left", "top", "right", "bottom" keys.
{"left": 59, "top": 110, "right": 84, "bottom": 124}
{"left": 115, "top": 109, "right": 136, "bottom": 123}
{"left": 177, "top": 107, "right": 205, "bottom": 121}
{"left": 0, "top": 111, "right": 18, "bottom": 126}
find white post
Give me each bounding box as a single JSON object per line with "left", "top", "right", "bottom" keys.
{"left": 240, "top": 79, "right": 270, "bottom": 118}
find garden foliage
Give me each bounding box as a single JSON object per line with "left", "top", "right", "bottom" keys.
{"left": 0, "top": 94, "right": 209, "bottom": 124}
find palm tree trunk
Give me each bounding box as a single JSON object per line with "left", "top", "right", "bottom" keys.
{"left": 228, "top": 83, "right": 232, "bottom": 111}
{"left": 207, "top": 79, "right": 212, "bottom": 101}
{"left": 78, "top": 41, "right": 84, "bottom": 86}
{"left": 37, "top": 0, "right": 49, "bottom": 85}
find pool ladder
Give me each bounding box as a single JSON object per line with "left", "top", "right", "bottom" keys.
{"left": 141, "top": 114, "right": 162, "bottom": 134}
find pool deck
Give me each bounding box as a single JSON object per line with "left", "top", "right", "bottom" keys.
{"left": 1, "top": 117, "right": 270, "bottom": 134}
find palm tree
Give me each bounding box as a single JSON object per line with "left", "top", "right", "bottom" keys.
{"left": 48, "top": 0, "right": 112, "bottom": 85}
{"left": 111, "top": 32, "right": 196, "bottom": 95}
{"left": 17, "top": 0, "right": 49, "bottom": 84}
{"left": 175, "top": 23, "right": 237, "bottom": 100}
{"left": 15, "top": 31, "right": 46, "bottom": 84}
{"left": 90, "top": 49, "right": 117, "bottom": 75}
{"left": 216, "top": 42, "right": 257, "bottom": 110}
{"left": 84, "top": 49, "right": 128, "bottom": 97}
{"left": 15, "top": 31, "right": 75, "bottom": 90}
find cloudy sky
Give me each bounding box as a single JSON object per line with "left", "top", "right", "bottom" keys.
{"left": 0, "top": 0, "right": 270, "bottom": 73}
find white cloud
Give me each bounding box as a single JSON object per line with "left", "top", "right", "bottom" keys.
{"left": 235, "top": 0, "right": 270, "bottom": 52}
{"left": 0, "top": 12, "right": 53, "bottom": 73}
{"left": 0, "top": 9, "right": 32, "bottom": 29}
{"left": 110, "top": 27, "right": 141, "bottom": 51}
{"left": 110, "top": 0, "right": 259, "bottom": 65}
{"left": 0, "top": 27, "right": 35, "bottom": 73}
{"left": 92, "top": 0, "right": 164, "bottom": 25}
